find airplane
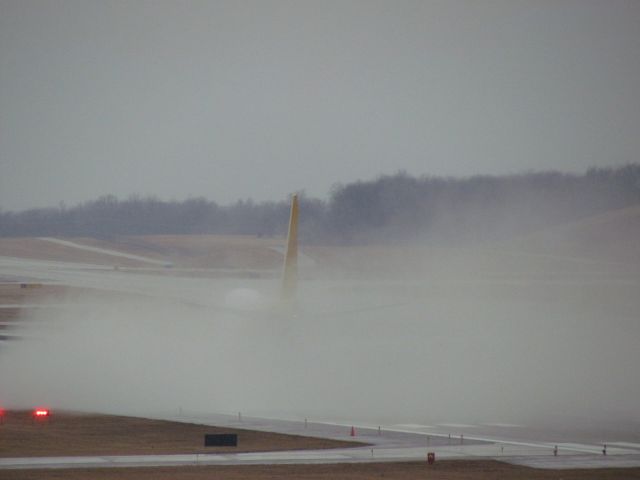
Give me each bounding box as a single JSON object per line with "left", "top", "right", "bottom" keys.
{"left": 222, "top": 193, "right": 299, "bottom": 315}
{"left": 221, "top": 193, "right": 407, "bottom": 319}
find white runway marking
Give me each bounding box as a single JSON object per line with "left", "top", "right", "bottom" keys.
{"left": 555, "top": 442, "right": 628, "bottom": 454}
{"left": 480, "top": 423, "right": 524, "bottom": 428}
{"left": 438, "top": 423, "right": 478, "bottom": 428}
{"left": 393, "top": 424, "right": 435, "bottom": 429}
{"left": 609, "top": 442, "right": 640, "bottom": 450}
{"left": 38, "top": 237, "right": 170, "bottom": 266}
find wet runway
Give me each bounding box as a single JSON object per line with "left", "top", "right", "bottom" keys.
{"left": 2, "top": 414, "right": 640, "bottom": 470}
{"left": 1, "top": 254, "right": 639, "bottom": 471}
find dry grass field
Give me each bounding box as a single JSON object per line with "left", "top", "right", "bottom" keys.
{"left": 0, "top": 410, "right": 363, "bottom": 457}
{"left": 0, "top": 238, "right": 150, "bottom": 267}
{"left": 507, "top": 204, "right": 640, "bottom": 264}
{"left": 0, "top": 234, "right": 288, "bottom": 270}
{"left": 83, "top": 235, "right": 286, "bottom": 270}
{"left": 3, "top": 461, "right": 640, "bottom": 480}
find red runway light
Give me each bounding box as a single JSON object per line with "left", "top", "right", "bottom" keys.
{"left": 34, "top": 409, "right": 50, "bottom": 417}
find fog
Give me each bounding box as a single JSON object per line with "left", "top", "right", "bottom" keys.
{"left": 1, "top": 253, "right": 639, "bottom": 438}
{"left": 2, "top": 0, "right": 639, "bottom": 445}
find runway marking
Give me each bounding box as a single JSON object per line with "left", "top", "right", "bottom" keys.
{"left": 0, "top": 304, "right": 77, "bottom": 308}
{"left": 480, "top": 423, "right": 524, "bottom": 428}
{"left": 392, "top": 424, "right": 435, "bottom": 429}
{"left": 438, "top": 423, "right": 478, "bottom": 428}
{"left": 609, "top": 442, "right": 640, "bottom": 450}
{"left": 38, "top": 237, "right": 170, "bottom": 266}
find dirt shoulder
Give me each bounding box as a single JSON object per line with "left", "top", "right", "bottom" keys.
{"left": 3, "top": 461, "right": 640, "bottom": 480}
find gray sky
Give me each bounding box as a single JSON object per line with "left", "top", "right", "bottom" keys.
{"left": 1, "top": 0, "right": 639, "bottom": 211}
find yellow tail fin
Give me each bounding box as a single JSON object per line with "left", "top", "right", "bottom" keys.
{"left": 281, "top": 193, "right": 299, "bottom": 303}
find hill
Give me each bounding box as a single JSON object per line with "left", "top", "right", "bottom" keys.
{"left": 506, "top": 204, "right": 640, "bottom": 265}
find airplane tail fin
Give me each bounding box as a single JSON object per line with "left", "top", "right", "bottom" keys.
{"left": 281, "top": 193, "right": 299, "bottom": 304}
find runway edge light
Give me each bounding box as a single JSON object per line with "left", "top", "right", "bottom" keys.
{"left": 33, "top": 408, "right": 50, "bottom": 418}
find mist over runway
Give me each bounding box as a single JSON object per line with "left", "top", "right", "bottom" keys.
{"left": 1, "top": 252, "right": 638, "bottom": 444}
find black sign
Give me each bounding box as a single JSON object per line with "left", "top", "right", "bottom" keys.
{"left": 204, "top": 434, "right": 238, "bottom": 447}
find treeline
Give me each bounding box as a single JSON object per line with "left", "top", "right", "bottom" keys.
{"left": 330, "top": 164, "right": 640, "bottom": 244}
{"left": 0, "top": 193, "right": 328, "bottom": 241}
{"left": 1, "top": 165, "right": 639, "bottom": 245}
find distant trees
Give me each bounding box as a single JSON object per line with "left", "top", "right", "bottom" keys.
{"left": 1, "top": 164, "right": 639, "bottom": 245}
{"left": 325, "top": 165, "right": 640, "bottom": 244}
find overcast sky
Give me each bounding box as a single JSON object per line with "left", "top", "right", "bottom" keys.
{"left": 1, "top": 0, "right": 639, "bottom": 211}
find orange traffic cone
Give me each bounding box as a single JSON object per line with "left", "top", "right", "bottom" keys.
{"left": 350, "top": 426, "right": 356, "bottom": 437}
